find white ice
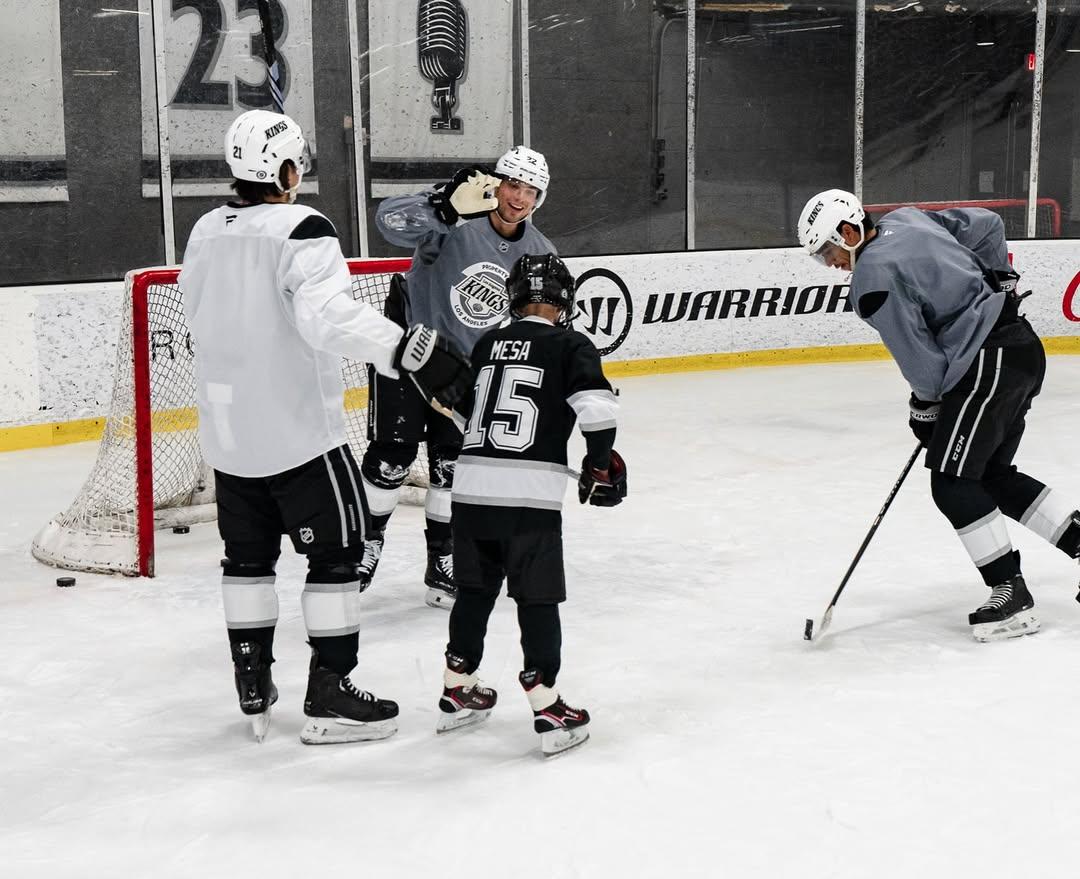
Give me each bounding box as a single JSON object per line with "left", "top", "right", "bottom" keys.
{"left": 3, "top": 359, "right": 1080, "bottom": 878}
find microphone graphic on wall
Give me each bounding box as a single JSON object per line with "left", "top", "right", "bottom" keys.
{"left": 417, "top": 0, "right": 467, "bottom": 132}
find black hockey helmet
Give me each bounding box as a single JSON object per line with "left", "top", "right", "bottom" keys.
{"left": 507, "top": 253, "right": 576, "bottom": 327}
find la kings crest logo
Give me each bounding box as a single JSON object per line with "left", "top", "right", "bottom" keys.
{"left": 451, "top": 262, "right": 509, "bottom": 330}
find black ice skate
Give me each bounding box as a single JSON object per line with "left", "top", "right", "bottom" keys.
{"left": 231, "top": 640, "right": 277, "bottom": 743}
{"left": 969, "top": 575, "right": 1040, "bottom": 642}
{"left": 300, "top": 651, "right": 399, "bottom": 745}
{"left": 358, "top": 530, "right": 384, "bottom": 592}
{"left": 436, "top": 652, "right": 497, "bottom": 734}
{"left": 424, "top": 538, "right": 456, "bottom": 609}
{"left": 519, "top": 669, "right": 590, "bottom": 757}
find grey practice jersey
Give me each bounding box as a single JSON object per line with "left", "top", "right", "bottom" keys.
{"left": 376, "top": 193, "right": 556, "bottom": 355}
{"left": 180, "top": 202, "right": 403, "bottom": 478}
{"left": 851, "top": 207, "right": 1009, "bottom": 401}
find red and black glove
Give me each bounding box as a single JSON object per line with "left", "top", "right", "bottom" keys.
{"left": 578, "top": 449, "right": 627, "bottom": 507}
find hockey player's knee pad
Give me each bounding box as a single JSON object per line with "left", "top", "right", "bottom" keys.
{"left": 428, "top": 444, "right": 460, "bottom": 489}
{"left": 361, "top": 440, "right": 419, "bottom": 489}
{"left": 307, "top": 548, "right": 364, "bottom": 584}
{"left": 222, "top": 557, "right": 278, "bottom": 578}
{"left": 930, "top": 471, "right": 996, "bottom": 529}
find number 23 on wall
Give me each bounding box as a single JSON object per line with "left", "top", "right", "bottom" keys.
{"left": 171, "top": 0, "right": 289, "bottom": 109}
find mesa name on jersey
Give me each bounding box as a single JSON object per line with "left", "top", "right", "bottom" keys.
{"left": 452, "top": 316, "right": 619, "bottom": 537}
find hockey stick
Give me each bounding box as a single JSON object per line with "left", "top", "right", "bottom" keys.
{"left": 804, "top": 442, "right": 922, "bottom": 642}
{"left": 256, "top": 0, "right": 285, "bottom": 113}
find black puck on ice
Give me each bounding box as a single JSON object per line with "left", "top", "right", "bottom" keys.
{"left": 56, "top": 576, "right": 76, "bottom": 588}
{"left": 172, "top": 525, "right": 190, "bottom": 534}
{"left": 803, "top": 618, "right": 814, "bottom": 640}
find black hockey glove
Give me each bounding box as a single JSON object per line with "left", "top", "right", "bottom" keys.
{"left": 578, "top": 449, "right": 628, "bottom": 507}
{"left": 394, "top": 325, "right": 473, "bottom": 416}
{"left": 427, "top": 165, "right": 499, "bottom": 226}
{"left": 908, "top": 393, "right": 941, "bottom": 447}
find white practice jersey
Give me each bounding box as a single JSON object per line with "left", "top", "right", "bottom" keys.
{"left": 179, "top": 202, "right": 404, "bottom": 478}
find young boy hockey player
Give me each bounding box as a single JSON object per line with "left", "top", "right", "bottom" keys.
{"left": 435, "top": 253, "right": 627, "bottom": 756}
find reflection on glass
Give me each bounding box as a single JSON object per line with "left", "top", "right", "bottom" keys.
{"left": 863, "top": 6, "right": 1041, "bottom": 239}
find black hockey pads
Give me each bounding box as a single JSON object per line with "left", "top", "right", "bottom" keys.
{"left": 428, "top": 165, "right": 499, "bottom": 225}
{"left": 908, "top": 393, "right": 940, "bottom": 447}
{"left": 395, "top": 325, "right": 474, "bottom": 416}
{"left": 578, "top": 449, "right": 627, "bottom": 507}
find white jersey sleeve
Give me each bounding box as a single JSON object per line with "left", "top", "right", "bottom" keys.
{"left": 280, "top": 216, "right": 402, "bottom": 378}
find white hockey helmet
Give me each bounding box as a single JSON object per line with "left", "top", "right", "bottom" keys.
{"left": 798, "top": 189, "right": 866, "bottom": 265}
{"left": 225, "top": 109, "right": 310, "bottom": 192}
{"left": 495, "top": 145, "right": 550, "bottom": 209}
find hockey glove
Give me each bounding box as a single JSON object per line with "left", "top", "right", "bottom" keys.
{"left": 578, "top": 449, "right": 628, "bottom": 507}
{"left": 395, "top": 325, "right": 474, "bottom": 416}
{"left": 908, "top": 393, "right": 941, "bottom": 447}
{"left": 428, "top": 166, "right": 499, "bottom": 226}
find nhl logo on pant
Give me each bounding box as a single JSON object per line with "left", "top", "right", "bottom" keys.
{"left": 299, "top": 527, "right": 315, "bottom": 544}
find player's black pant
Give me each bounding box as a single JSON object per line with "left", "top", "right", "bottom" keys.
{"left": 447, "top": 526, "right": 566, "bottom": 685}
{"left": 215, "top": 445, "right": 371, "bottom": 674}
{"left": 923, "top": 314, "right": 1073, "bottom": 585}
{"left": 361, "top": 366, "right": 461, "bottom": 547}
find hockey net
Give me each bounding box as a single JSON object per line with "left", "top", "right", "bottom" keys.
{"left": 863, "top": 198, "right": 1062, "bottom": 239}
{"left": 32, "top": 258, "right": 424, "bottom": 577}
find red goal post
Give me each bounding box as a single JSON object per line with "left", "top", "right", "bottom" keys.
{"left": 32, "top": 257, "right": 419, "bottom": 578}
{"left": 862, "top": 197, "right": 1062, "bottom": 239}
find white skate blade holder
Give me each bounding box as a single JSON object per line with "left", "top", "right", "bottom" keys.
{"left": 425, "top": 588, "right": 455, "bottom": 610}
{"left": 300, "top": 716, "right": 398, "bottom": 745}
{"left": 971, "top": 609, "right": 1041, "bottom": 643}
{"left": 541, "top": 726, "right": 589, "bottom": 758}
{"left": 435, "top": 708, "right": 492, "bottom": 734}
{"left": 250, "top": 709, "right": 272, "bottom": 743}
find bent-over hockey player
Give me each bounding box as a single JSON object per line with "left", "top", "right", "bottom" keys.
{"left": 435, "top": 253, "right": 626, "bottom": 757}
{"left": 179, "top": 109, "right": 472, "bottom": 743}
{"left": 360, "top": 147, "right": 557, "bottom": 609}
{"left": 798, "top": 189, "right": 1080, "bottom": 641}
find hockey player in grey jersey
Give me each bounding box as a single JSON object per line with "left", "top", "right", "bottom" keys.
{"left": 179, "top": 110, "right": 471, "bottom": 743}
{"left": 798, "top": 189, "right": 1080, "bottom": 641}
{"left": 360, "top": 146, "right": 557, "bottom": 609}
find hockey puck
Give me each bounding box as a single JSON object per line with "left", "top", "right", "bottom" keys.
{"left": 803, "top": 618, "right": 814, "bottom": 640}
{"left": 56, "top": 576, "right": 76, "bottom": 588}
{"left": 172, "top": 525, "right": 190, "bottom": 534}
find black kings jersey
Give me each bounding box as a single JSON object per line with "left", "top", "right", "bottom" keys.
{"left": 452, "top": 316, "right": 618, "bottom": 537}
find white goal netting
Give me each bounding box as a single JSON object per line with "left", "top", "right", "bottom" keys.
{"left": 32, "top": 259, "right": 426, "bottom": 576}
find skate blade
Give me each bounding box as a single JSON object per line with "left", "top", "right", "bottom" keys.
{"left": 250, "top": 708, "right": 272, "bottom": 743}
{"left": 540, "top": 726, "right": 589, "bottom": 758}
{"left": 971, "top": 609, "right": 1041, "bottom": 643}
{"left": 425, "top": 588, "right": 455, "bottom": 610}
{"left": 300, "top": 716, "right": 398, "bottom": 745}
{"left": 436, "top": 708, "right": 491, "bottom": 734}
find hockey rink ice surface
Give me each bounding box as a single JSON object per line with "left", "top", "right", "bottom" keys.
{"left": 3, "top": 359, "right": 1080, "bottom": 878}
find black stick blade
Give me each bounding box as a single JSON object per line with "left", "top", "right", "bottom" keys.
{"left": 803, "top": 618, "right": 814, "bottom": 640}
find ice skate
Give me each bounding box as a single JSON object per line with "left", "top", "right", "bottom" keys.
{"left": 520, "top": 670, "right": 590, "bottom": 757}
{"left": 232, "top": 641, "right": 277, "bottom": 742}
{"left": 300, "top": 651, "right": 399, "bottom": 745}
{"left": 424, "top": 539, "right": 456, "bottom": 609}
{"left": 436, "top": 652, "right": 497, "bottom": 734}
{"left": 358, "top": 530, "right": 384, "bottom": 592}
{"left": 969, "top": 575, "right": 1040, "bottom": 642}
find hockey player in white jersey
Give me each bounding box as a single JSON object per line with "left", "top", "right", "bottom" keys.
{"left": 179, "top": 109, "right": 472, "bottom": 743}
{"left": 359, "top": 147, "right": 556, "bottom": 610}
